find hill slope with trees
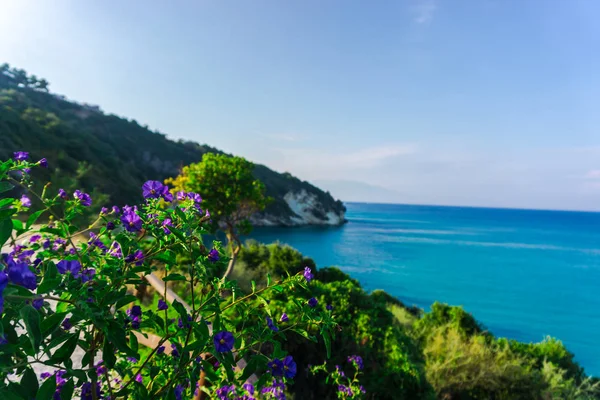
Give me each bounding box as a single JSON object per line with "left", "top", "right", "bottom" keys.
{"left": 0, "top": 63, "right": 346, "bottom": 226}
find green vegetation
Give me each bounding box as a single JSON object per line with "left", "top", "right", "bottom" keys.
{"left": 234, "top": 241, "right": 600, "bottom": 399}
{"left": 0, "top": 64, "right": 345, "bottom": 225}
{"left": 166, "top": 154, "right": 270, "bottom": 277}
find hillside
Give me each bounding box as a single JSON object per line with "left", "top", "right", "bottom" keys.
{"left": 0, "top": 64, "right": 346, "bottom": 226}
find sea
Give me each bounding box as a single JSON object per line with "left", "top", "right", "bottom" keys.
{"left": 249, "top": 202, "right": 600, "bottom": 376}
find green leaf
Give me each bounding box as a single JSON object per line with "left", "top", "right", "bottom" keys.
{"left": 162, "top": 273, "right": 187, "bottom": 282}
{"left": 292, "top": 328, "right": 318, "bottom": 342}
{"left": 130, "top": 331, "right": 139, "bottom": 354}
{"left": 49, "top": 333, "right": 78, "bottom": 363}
{"left": 106, "top": 321, "right": 139, "bottom": 360}
{"left": 11, "top": 218, "right": 23, "bottom": 232}
{"left": 37, "top": 263, "right": 60, "bottom": 294}
{"left": 153, "top": 250, "right": 176, "bottom": 265}
{"left": 20, "top": 368, "right": 39, "bottom": 399}
{"left": 41, "top": 311, "right": 67, "bottom": 336}
{"left": 37, "top": 375, "right": 57, "bottom": 400}
{"left": 171, "top": 299, "right": 189, "bottom": 319}
{"left": 115, "top": 295, "right": 137, "bottom": 310}
{"left": 103, "top": 338, "right": 116, "bottom": 368}
{"left": 0, "top": 181, "right": 14, "bottom": 194}
{"left": 323, "top": 330, "right": 331, "bottom": 358}
{"left": 0, "top": 218, "right": 12, "bottom": 249}
{"left": 0, "top": 198, "right": 13, "bottom": 208}
{"left": 60, "top": 380, "right": 74, "bottom": 400}
{"left": 0, "top": 208, "right": 16, "bottom": 219}
{"left": 20, "top": 305, "right": 42, "bottom": 350}
{"left": 26, "top": 209, "right": 44, "bottom": 229}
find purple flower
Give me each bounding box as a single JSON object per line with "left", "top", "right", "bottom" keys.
{"left": 106, "top": 221, "right": 115, "bottom": 230}
{"left": 243, "top": 383, "right": 255, "bottom": 394}
{"left": 125, "top": 249, "right": 144, "bottom": 265}
{"left": 283, "top": 355, "right": 297, "bottom": 379}
{"left": 81, "top": 269, "right": 95, "bottom": 283}
{"left": 0, "top": 271, "right": 8, "bottom": 314}
{"left": 280, "top": 313, "right": 289, "bottom": 322}
{"left": 335, "top": 365, "right": 346, "bottom": 378}
{"left": 303, "top": 266, "right": 313, "bottom": 282}
{"left": 127, "top": 357, "right": 138, "bottom": 363}
{"left": 216, "top": 385, "right": 234, "bottom": 400}
{"left": 29, "top": 235, "right": 41, "bottom": 243}
{"left": 62, "top": 318, "right": 72, "bottom": 330}
{"left": 88, "top": 232, "right": 108, "bottom": 252}
{"left": 128, "top": 305, "right": 142, "bottom": 317}
{"left": 58, "top": 188, "right": 67, "bottom": 199}
{"left": 338, "top": 385, "right": 353, "bottom": 396}
{"left": 96, "top": 361, "right": 107, "bottom": 376}
{"left": 160, "top": 185, "right": 173, "bottom": 202}
{"left": 112, "top": 205, "right": 120, "bottom": 215}
{"left": 108, "top": 242, "right": 122, "bottom": 258}
{"left": 187, "top": 192, "right": 202, "bottom": 203}
{"left": 100, "top": 207, "right": 108, "bottom": 215}
{"left": 268, "top": 359, "right": 284, "bottom": 377}
{"left": 134, "top": 373, "right": 142, "bottom": 383}
{"left": 171, "top": 343, "right": 180, "bottom": 357}
{"left": 6, "top": 259, "right": 37, "bottom": 290}
{"left": 20, "top": 195, "right": 31, "bottom": 208}
{"left": 175, "top": 385, "right": 184, "bottom": 400}
{"left": 39, "top": 158, "right": 48, "bottom": 168}
{"left": 176, "top": 191, "right": 186, "bottom": 200}
{"left": 32, "top": 297, "right": 44, "bottom": 310}
{"left": 308, "top": 297, "right": 318, "bottom": 307}
{"left": 121, "top": 210, "right": 142, "bottom": 232}
{"left": 326, "top": 304, "right": 333, "bottom": 311}
{"left": 130, "top": 316, "right": 140, "bottom": 329}
{"left": 348, "top": 355, "right": 364, "bottom": 370}
{"left": 157, "top": 299, "right": 168, "bottom": 311}
{"left": 81, "top": 382, "right": 102, "bottom": 400}
{"left": 56, "top": 259, "right": 82, "bottom": 277}
{"left": 55, "top": 370, "right": 67, "bottom": 387}
{"left": 13, "top": 151, "right": 28, "bottom": 161}
{"left": 267, "top": 316, "right": 279, "bottom": 332}
{"left": 142, "top": 180, "right": 164, "bottom": 199}
{"left": 156, "top": 345, "right": 165, "bottom": 355}
{"left": 208, "top": 249, "right": 219, "bottom": 263}
{"left": 213, "top": 331, "right": 235, "bottom": 352}
{"left": 40, "top": 372, "right": 51, "bottom": 379}
{"left": 23, "top": 167, "right": 31, "bottom": 174}
{"left": 162, "top": 218, "right": 172, "bottom": 234}
{"left": 74, "top": 190, "right": 92, "bottom": 207}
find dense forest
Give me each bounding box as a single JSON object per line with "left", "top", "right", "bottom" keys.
{"left": 0, "top": 64, "right": 345, "bottom": 225}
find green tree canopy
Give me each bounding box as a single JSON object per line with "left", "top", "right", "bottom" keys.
{"left": 166, "top": 153, "right": 270, "bottom": 277}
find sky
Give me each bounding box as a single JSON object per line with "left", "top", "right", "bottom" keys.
{"left": 1, "top": 0, "right": 600, "bottom": 211}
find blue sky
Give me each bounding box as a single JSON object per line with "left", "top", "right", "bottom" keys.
{"left": 1, "top": 0, "right": 599, "bottom": 210}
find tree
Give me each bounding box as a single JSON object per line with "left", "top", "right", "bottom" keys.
{"left": 165, "top": 153, "right": 270, "bottom": 278}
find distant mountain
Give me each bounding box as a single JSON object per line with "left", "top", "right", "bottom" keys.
{"left": 0, "top": 64, "right": 345, "bottom": 226}
{"left": 312, "top": 179, "right": 412, "bottom": 204}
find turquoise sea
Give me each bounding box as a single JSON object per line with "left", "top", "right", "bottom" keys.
{"left": 249, "top": 202, "right": 600, "bottom": 376}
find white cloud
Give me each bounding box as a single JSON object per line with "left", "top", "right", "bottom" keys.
{"left": 413, "top": 0, "right": 437, "bottom": 24}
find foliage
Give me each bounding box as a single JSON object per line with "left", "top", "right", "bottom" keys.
{"left": 165, "top": 154, "right": 270, "bottom": 278}
{"left": 0, "top": 155, "right": 339, "bottom": 399}
{"left": 236, "top": 242, "right": 600, "bottom": 400}
{"left": 0, "top": 63, "right": 345, "bottom": 225}
{"left": 310, "top": 355, "right": 366, "bottom": 399}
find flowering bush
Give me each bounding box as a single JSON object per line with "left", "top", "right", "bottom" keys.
{"left": 0, "top": 153, "right": 339, "bottom": 399}
{"left": 310, "top": 355, "right": 366, "bottom": 399}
